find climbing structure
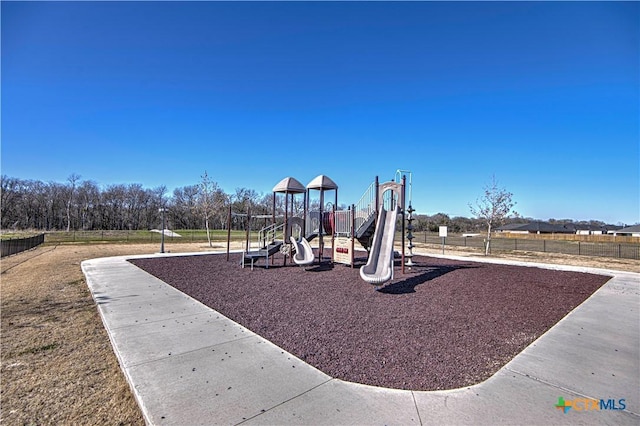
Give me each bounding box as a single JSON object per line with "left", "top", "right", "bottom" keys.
{"left": 241, "top": 177, "right": 306, "bottom": 269}
{"left": 305, "top": 174, "right": 338, "bottom": 265}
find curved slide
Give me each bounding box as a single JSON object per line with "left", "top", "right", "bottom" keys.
{"left": 359, "top": 206, "right": 398, "bottom": 285}
{"left": 290, "top": 236, "right": 315, "bottom": 266}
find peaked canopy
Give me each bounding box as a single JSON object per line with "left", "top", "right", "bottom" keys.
{"left": 272, "top": 177, "right": 306, "bottom": 194}
{"left": 306, "top": 174, "right": 338, "bottom": 190}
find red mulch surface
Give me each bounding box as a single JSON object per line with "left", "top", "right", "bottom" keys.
{"left": 129, "top": 253, "right": 610, "bottom": 391}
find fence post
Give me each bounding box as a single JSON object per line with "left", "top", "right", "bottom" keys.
{"left": 578, "top": 241, "right": 581, "bottom": 256}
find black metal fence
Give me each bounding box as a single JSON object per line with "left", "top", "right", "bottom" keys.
{"left": 2, "top": 230, "right": 637, "bottom": 261}
{"left": 1, "top": 234, "right": 46, "bottom": 258}
{"left": 418, "top": 234, "right": 640, "bottom": 260}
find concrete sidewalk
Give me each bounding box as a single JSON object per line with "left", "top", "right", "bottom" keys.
{"left": 82, "top": 252, "right": 639, "bottom": 425}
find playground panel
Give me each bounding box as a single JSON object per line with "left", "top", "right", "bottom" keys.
{"left": 333, "top": 237, "right": 353, "bottom": 266}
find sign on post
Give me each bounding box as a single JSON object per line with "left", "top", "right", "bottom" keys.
{"left": 439, "top": 226, "right": 447, "bottom": 254}
{"left": 333, "top": 237, "right": 353, "bottom": 266}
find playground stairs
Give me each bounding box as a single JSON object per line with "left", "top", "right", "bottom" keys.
{"left": 242, "top": 222, "right": 285, "bottom": 270}
{"left": 355, "top": 212, "right": 377, "bottom": 251}
{"left": 347, "top": 179, "right": 379, "bottom": 251}
{"left": 242, "top": 241, "right": 283, "bottom": 270}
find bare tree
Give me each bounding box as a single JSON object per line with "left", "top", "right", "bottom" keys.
{"left": 76, "top": 180, "right": 100, "bottom": 230}
{"left": 197, "top": 171, "right": 217, "bottom": 247}
{"left": 171, "top": 185, "right": 200, "bottom": 229}
{"left": 0, "top": 176, "right": 20, "bottom": 229}
{"left": 65, "top": 174, "right": 81, "bottom": 231}
{"left": 469, "top": 175, "right": 516, "bottom": 255}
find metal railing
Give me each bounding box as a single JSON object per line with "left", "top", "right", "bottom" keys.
{"left": 257, "top": 223, "right": 284, "bottom": 248}
{"left": 353, "top": 181, "right": 377, "bottom": 235}
{"left": 334, "top": 209, "right": 352, "bottom": 237}
{"left": 1, "top": 234, "right": 45, "bottom": 257}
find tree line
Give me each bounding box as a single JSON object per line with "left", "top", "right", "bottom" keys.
{"left": 1, "top": 174, "right": 265, "bottom": 232}
{"left": 0, "top": 174, "right": 610, "bottom": 233}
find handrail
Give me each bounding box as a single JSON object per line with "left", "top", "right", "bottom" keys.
{"left": 257, "top": 223, "right": 284, "bottom": 248}
{"left": 310, "top": 180, "right": 377, "bottom": 238}
{"left": 303, "top": 178, "right": 381, "bottom": 239}
{"left": 353, "top": 180, "right": 377, "bottom": 234}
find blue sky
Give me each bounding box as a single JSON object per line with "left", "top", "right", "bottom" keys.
{"left": 2, "top": 1, "right": 638, "bottom": 224}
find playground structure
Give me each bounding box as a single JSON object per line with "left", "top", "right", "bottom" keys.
{"left": 359, "top": 180, "right": 404, "bottom": 285}
{"left": 227, "top": 172, "right": 412, "bottom": 286}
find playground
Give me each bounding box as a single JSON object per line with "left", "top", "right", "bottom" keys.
{"left": 5, "top": 238, "right": 635, "bottom": 425}
{"left": 126, "top": 172, "right": 613, "bottom": 391}
{"left": 228, "top": 172, "right": 415, "bottom": 288}
{"left": 5, "top": 172, "right": 636, "bottom": 424}
{"left": 130, "top": 251, "right": 610, "bottom": 391}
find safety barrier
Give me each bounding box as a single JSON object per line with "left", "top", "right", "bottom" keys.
{"left": 334, "top": 210, "right": 352, "bottom": 236}
{"left": 353, "top": 181, "right": 377, "bottom": 234}
{"left": 417, "top": 233, "right": 640, "bottom": 260}
{"left": 1, "top": 234, "right": 45, "bottom": 257}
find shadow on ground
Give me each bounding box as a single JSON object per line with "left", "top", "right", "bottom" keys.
{"left": 378, "top": 264, "right": 481, "bottom": 294}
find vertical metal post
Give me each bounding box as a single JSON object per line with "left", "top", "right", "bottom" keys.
{"left": 333, "top": 189, "right": 338, "bottom": 263}
{"left": 401, "top": 175, "right": 406, "bottom": 274}
{"left": 350, "top": 204, "right": 355, "bottom": 268}
{"left": 302, "top": 191, "right": 307, "bottom": 239}
{"left": 245, "top": 207, "right": 251, "bottom": 252}
{"left": 375, "top": 176, "right": 379, "bottom": 214}
{"left": 284, "top": 193, "right": 289, "bottom": 267}
{"left": 319, "top": 189, "right": 324, "bottom": 264}
{"left": 159, "top": 208, "right": 166, "bottom": 253}
{"left": 226, "top": 204, "right": 232, "bottom": 261}
{"left": 331, "top": 202, "right": 336, "bottom": 263}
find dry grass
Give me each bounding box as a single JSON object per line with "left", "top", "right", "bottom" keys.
{"left": 0, "top": 241, "right": 225, "bottom": 426}
{"left": 1, "top": 241, "right": 637, "bottom": 425}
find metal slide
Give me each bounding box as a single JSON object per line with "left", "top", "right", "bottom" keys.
{"left": 359, "top": 206, "right": 398, "bottom": 285}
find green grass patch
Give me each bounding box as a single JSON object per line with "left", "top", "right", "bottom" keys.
{"left": 0, "top": 232, "right": 43, "bottom": 240}
{"left": 19, "top": 342, "right": 60, "bottom": 356}
{"left": 43, "top": 229, "right": 248, "bottom": 244}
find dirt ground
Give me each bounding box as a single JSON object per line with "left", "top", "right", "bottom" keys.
{"left": 1, "top": 241, "right": 637, "bottom": 424}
